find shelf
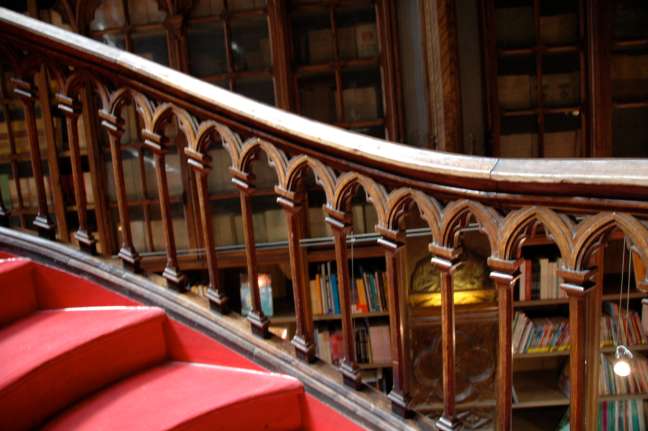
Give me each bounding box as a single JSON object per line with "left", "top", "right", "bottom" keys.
{"left": 613, "top": 100, "right": 648, "bottom": 110}
{"left": 513, "top": 370, "right": 569, "bottom": 409}
{"left": 599, "top": 393, "right": 648, "bottom": 402}
{"left": 295, "top": 58, "right": 378, "bottom": 76}
{"left": 514, "top": 350, "right": 569, "bottom": 359}
{"left": 613, "top": 38, "right": 648, "bottom": 50}
{"left": 269, "top": 310, "right": 389, "bottom": 324}
{"left": 501, "top": 106, "right": 581, "bottom": 117}
{"left": 499, "top": 45, "right": 579, "bottom": 57}
{"left": 514, "top": 291, "right": 647, "bottom": 308}
{"left": 358, "top": 362, "right": 390, "bottom": 369}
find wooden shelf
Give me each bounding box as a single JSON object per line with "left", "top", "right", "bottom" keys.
{"left": 499, "top": 44, "right": 579, "bottom": 57}
{"left": 599, "top": 393, "right": 648, "bottom": 402}
{"left": 613, "top": 38, "right": 648, "bottom": 50}
{"left": 358, "top": 362, "right": 390, "bottom": 369}
{"left": 613, "top": 100, "right": 648, "bottom": 110}
{"left": 295, "top": 57, "right": 379, "bottom": 76}
{"left": 501, "top": 106, "right": 581, "bottom": 117}
{"left": 513, "top": 370, "right": 569, "bottom": 409}
{"left": 515, "top": 291, "right": 647, "bottom": 308}
{"left": 270, "top": 310, "right": 389, "bottom": 324}
{"left": 514, "top": 350, "right": 569, "bottom": 359}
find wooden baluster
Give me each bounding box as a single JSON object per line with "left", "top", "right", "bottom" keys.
{"left": 559, "top": 269, "right": 595, "bottom": 431}
{"left": 488, "top": 257, "right": 520, "bottom": 431}
{"left": 277, "top": 191, "right": 315, "bottom": 362}
{"left": 233, "top": 174, "right": 270, "bottom": 338}
{"left": 431, "top": 246, "right": 462, "bottom": 431}
{"left": 185, "top": 147, "right": 228, "bottom": 313}
{"left": 326, "top": 207, "right": 362, "bottom": 389}
{"left": 58, "top": 95, "right": 96, "bottom": 254}
{"left": 143, "top": 129, "right": 187, "bottom": 291}
{"left": 0, "top": 176, "right": 8, "bottom": 226}
{"left": 11, "top": 78, "right": 55, "bottom": 239}
{"left": 376, "top": 227, "right": 413, "bottom": 417}
{"left": 100, "top": 112, "right": 141, "bottom": 272}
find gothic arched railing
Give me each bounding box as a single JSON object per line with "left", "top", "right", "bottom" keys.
{"left": 1, "top": 8, "right": 647, "bottom": 431}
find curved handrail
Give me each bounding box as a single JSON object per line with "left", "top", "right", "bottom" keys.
{"left": 1, "top": 7, "right": 647, "bottom": 200}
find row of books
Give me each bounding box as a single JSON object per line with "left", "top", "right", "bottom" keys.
{"left": 512, "top": 311, "right": 570, "bottom": 354}
{"left": 303, "top": 23, "right": 378, "bottom": 64}
{"left": 309, "top": 263, "right": 387, "bottom": 316}
{"left": 556, "top": 400, "right": 647, "bottom": 431}
{"left": 354, "top": 321, "right": 390, "bottom": 364}
{"left": 601, "top": 302, "right": 648, "bottom": 348}
{"left": 518, "top": 258, "right": 566, "bottom": 301}
{"left": 313, "top": 324, "right": 391, "bottom": 366}
{"left": 599, "top": 353, "right": 648, "bottom": 396}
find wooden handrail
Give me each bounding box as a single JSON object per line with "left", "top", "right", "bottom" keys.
{"left": 1, "top": 7, "right": 648, "bottom": 431}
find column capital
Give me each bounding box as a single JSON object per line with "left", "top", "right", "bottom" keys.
{"left": 10, "top": 77, "right": 35, "bottom": 101}
{"left": 375, "top": 224, "right": 405, "bottom": 251}
{"left": 56, "top": 93, "right": 82, "bottom": 117}
{"left": 142, "top": 129, "right": 168, "bottom": 154}
{"left": 430, "top": 244, "right": 462, "bottom": 273}
{"left": 488, "top": 257, "right": 520, "bottom": 286}
{"left": 98, "top": 110, "right": 125, "bottom": 136}
{"left": 275, "top": 186, "right": 303, "bottom": 212}
{"left": 559, "top": 268, "right": 596, "bottom": 297}
{"left": 323, "top": 205, "right": 350, "bottom": 232}
{"left": 184, "top": 147, "right": 212, "bottom": 174}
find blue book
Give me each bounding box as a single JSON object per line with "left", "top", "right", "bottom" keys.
{"left": 330, "top": 274, "right": 340, "bottom": 315}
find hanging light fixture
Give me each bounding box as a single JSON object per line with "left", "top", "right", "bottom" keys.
{"left": 613, "top": 238, "right": 634, "bottom": 377}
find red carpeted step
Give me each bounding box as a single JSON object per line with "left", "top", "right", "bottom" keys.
{"left": 0, "top": 258, "right": 37, "bottom": 326}
{"left": 45, "top": 361, "right": 306, "bottom": 431}
{"left": 0, "top": 306, "right": 168, "bottom": 430}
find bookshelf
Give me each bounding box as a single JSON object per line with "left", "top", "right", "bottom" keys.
{"left": 482, "top": 0, "right": 586, "bottom": 158}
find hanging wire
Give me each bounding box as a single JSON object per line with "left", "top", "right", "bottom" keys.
{"left": 626, "top": 242, "right": 634, "bottom": 343}
{"left": 619, "top": 237, "right": 627, "bottom": 344}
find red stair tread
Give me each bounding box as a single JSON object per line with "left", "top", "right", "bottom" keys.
{"left": 0, "top": 258, "right": 36, "bottom": 326}
{"left": 45, "top": 361, "right": 306, "bottom": 431}
{"left": 0, "top": 307, "right": 168, "bottom": 430}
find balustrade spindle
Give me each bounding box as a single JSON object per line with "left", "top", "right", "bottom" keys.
{"left": 559, "top": 269, "right": 595, "bottom": 431}
{"left": 488, "top": 257, "right": 520, "bottom": 431}
{"left": 186, "top": 147, "right": 228, "bottom": 313}
{"left": 143, "top": 129, "right": 187, "bottom": 291}
{"left": 431, "top": 247, "right": 462, "bottom": 431}
{"left": 326, "top": 208, "right": 362, "bottom": 389}
{"left": 100, "top": 112, "right": 141, "bottom": 272}
{"left": 233, "top": 174, "right": 270, "bottom": 338}
{"left": 58, "top": 95, "right": 96, "bottom": 254}
{"left": 0, "top": 182, "right": 8, "bottom": 226}
{"left": 277, "top": 191, "right": 315, "bottom": 362}
{"left": 11, "top": 77, "right": 55, "bottom": 239}
{"left": 377, "top": 227, "right": 413, "bottom": 418}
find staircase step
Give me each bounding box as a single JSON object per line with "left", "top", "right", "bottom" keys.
{"left": 0, "top": 306, "right": 168, "bottom": 430}
{"left": 0, "top": 258, "right": 36, "bottom": 326}
{"left": 45, "top": 362, "right": 306, "bottom": 431}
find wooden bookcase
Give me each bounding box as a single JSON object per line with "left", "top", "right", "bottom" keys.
{"left": 482, "top": 0, "right": 586, "bottom": 158}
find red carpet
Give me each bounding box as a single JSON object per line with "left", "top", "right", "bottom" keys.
{"left": 0, "top": 256, "right": 365, "bottom": 431}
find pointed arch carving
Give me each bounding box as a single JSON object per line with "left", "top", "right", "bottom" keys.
{"left": 151, "top": 102, "right": 198, "bottom": 146}
{"left": 61, "top": 70, "right": 109, "bottom": 111}
{"left": 193, "top": 120, "right": 242, "bottom": 170}
{"left": 384, "top": 188, "right": 442, "bottom": 242}
{"left": 283, "top": 155, "right": 337, "bottom": 204}
{"left": 439, "top": 199, "right": 500, "bottom": 252}
{"left": 107, "top": 87, "right": 154, "bottom": 131}
{"left": 572, "top": 213, "right": 648, "bottom": 290}
{"left": 332, "top": 172, "right": 388, "bottom": 229}
{"left": 498, "top": 206, "right": 575, "bottom": 261}
{"left": 237, "top": 137, "right": 288, "bottom": 186}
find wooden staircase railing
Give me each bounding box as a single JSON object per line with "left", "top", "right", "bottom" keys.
{"left": 1, "top": 7, "right": 648, "bottom": 430}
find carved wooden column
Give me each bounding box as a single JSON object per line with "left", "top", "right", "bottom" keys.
{"left": 488, "top": 257, "right": 520, "bottom": 431}
{"left": 11, "top": 78, "right": 55, "bottom": 239}
{"left": 142, "top": 129, "right": 187, "bottom": 291}
{"left": 57, "top": 95, "right": 96, "bottom": 254}
{"left": 325, "top": 206, "right": 362, "bottom": 389}
{"left": 232, "top": 171, "right": 270, "bottom": 338}
{"left": 99, "top": 111, "right": 141, "bottom": 272}
{"left": 430, "top": 244, "right": 462, "bottom": 431}
{"left": 559, "top": 268, "right": 596, "bottom": 431}
{"left": 376, "top": 226, "right": 413, "bottom": 417}
{"left": 185, "top": 148, "right": 228, "bottom": 313}
{"left": 277, "top": 188, "right": 315, "bottom": 362}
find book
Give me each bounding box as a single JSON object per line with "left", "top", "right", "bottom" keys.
{"left": 342, "top": 87, "right": 378, "bottom": 122}
{"left": 307, "top": 29, "right": 334, "bottom": 64}
{"left": 240, "top": 272, "right": 273, "bottom": 317}
{"left": 368, "top": 324, "right": 390, "bottom": 364}
{"left": 264, "top": 209, "right": 288, "bottom": 242}
{"left": 497, "top": 75, "right": 533, "bottom": 110}
{"left": 539, "top": 14, "right": 578, "bottom": 45}
{"left": 211, "top": 212, "right": 237, "bottom": 246}
{"left": 355, "top": 23, "right": 378, "bottom": 58}
{"left": 310, "top": 277, "right": 323, "bottom": 316}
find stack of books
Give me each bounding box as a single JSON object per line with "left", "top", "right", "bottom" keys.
{"left": 601, "top": 302, "right": 648, "bottom": 348}
{"left": 556, "top": 401, "right": 647, "bottom": 431}
{"left": 512, "top": 311, "right": 570, "bottom": 354}
{"left": 354, "top": 321, "right": 390, "bottom": 365}
{"left": 599, "top": 353, "right": 648, "bottom": 396}
{"left": 518, "top": 258, "right": 566, "bottom": 300}
{"left": 309, "top": 264, "right": 387, "bottom": 316}
{"left": 313, "top": 328, "right": 344, "bottom": 365}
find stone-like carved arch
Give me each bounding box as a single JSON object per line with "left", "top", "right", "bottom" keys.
{"left": 106, "top": 87, "right": 155, "bottom": 132}
{"left": 332, "top": 172, "right": 388, "bottom": 230}
{"left": 572, "top": 213, "right": 648, "bottom": 290}
{"left": 498, "top": 206, "right": 575, "bottom": 262}
{"left": 384, "top": 188, "right": 442, "bottom": 243}
{"left": 151, "top": 102, "right": 198, "bottom": 146}
{"left": 61, "top": 70, "right": 109, "bottom": 111}
{"left": 283, "top": 155, "right": 336, "bottom": 204}
{"left": 193, "top": 120, "right": 241, "bottom": 170}
{"left": 237, "top": 137, "right": 288, "bottom": 186}
{"left": 440, "top": 199, "right": 500, "bottom": 253}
